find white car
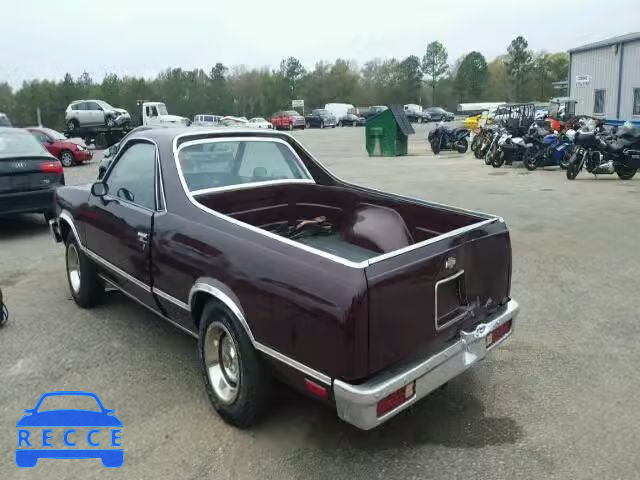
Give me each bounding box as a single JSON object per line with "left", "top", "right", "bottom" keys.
{"left": 220, "top": 116, "right": 249, "bottom": 127}
{"left": 248, "top": 117, "right": 273, "bottom": 129}
{"left": 193, "top": 114, "right": 221, "bottom": 127}
{"left": 65, "top": 100, "right": 131, "bottom": 130}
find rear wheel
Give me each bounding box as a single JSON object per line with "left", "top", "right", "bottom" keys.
{"left": 492, "top": 151, "right": 505, "bottom": 168}
{"left": 456, "top": 139, "right": 468, "bottom": 154}
{"left": 338, "top": 120, "right": 343, "bottom": 127}
{"left": 59, "top": 150, "right": 75, "bottom": 168}
{"left": 199, "top": 301, "right": 272, "bottom": 428}
{"left": 431, "top": 136, "right": 441, "bottom": 155}
{"left": 66, "top": 119, "right": 78, "bottom": 132}
{"left": 615, "top": 165, "right": 637, "bottom": 180}
{"left": 65, "top": 232, "right": 103, "bottom": 308}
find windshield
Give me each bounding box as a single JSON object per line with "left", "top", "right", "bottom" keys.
{"left": 97, "top": 100, "right": 114, "bottom": 110}
{"left": 178, "top": 140, "right": 312, "bottom": 193}
{"left": 0, "top": 129, "right": 49, "bottom": 159}
{"left": 42, "top": 128, "right": 66, "bottom": 140}
{"left": 156, "top": 103, "right": 169, "bottom": 116}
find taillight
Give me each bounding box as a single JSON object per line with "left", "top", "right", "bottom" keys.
{"left": 40, "top": 161, "right": 64, "bottom": 174}
{"left": 486, "top": 320, "right": 512, "bottom": 348}
{"left": 376, "top": 382, "right": 415, "bottom": 417}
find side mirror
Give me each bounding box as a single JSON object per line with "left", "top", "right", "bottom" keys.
{"left": 91, "top": 181, "right": 108, "bottom": 197}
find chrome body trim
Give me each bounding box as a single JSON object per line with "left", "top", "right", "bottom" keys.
{"left": 188, "top": 279, "right": 332, "bottom": 385}
{"left": 49, "top": 218, "right": 62, "bottom": 243}
{"left": 333, "top": 299, "right": 520, "bottom": 430}
{"left": 434, "top": 269, "right": 468, "bottom": 332}
{"left": 58, "top": 210, "right": 81, "bottom": 245}
{"left": 99, "top": 275, "right": 197, "bottom": 339}
{"left": 153, "top": 287, "right": 189, "bottom": 311}
{"left": 191, "top": 179, "right": 315, "bottom": 196}
{"left": 84, "top": 248, "right": 151, "bottom": 293}
{"left": 171, "top": 132, "right": 500, "bottom": 269}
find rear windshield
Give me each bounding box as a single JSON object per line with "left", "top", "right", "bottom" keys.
{"left": 178, "top": 140, "right": 312, "bottom": 193}
{"left": 0, "top": 129, "right": 49, "bottom": 159}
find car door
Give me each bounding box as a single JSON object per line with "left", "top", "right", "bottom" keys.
{"left": 83, "top": 140, "right": 159, "bottom": 308}
{"left": 87, "top": 102, "right": 105, "bottom": 126}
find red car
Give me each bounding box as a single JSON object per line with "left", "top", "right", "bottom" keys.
{"left": 270, "top": 110, "right": 306, "bottom": 130}
{"left": 27, "top": 127, "right": 92, "bottom": 167}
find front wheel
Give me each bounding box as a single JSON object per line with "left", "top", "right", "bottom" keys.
{"left": 456, "top": 139, "right": 468, "bottom": 154}
{"left": 615, "top": 165, "right": 637, "bottom": 180}
{"left": 320, "top": 121, "right": 325, "bottom": 129}
{"left": 66, "top": 119, "right": 78, "bottom": 132}
{"left": 305, "top": 122, "right": 310, "bottom": 129}
{"left": 524, "top": 149, "right": 538, "bottom": 171}
{"left": 105, "top": 116, "right": 116, "bottom": 128}
{"left": 338, "top": 120, "right": 343, "bottom": 127}
{"left": 59, "top": 150, "right": 75, "bottom": 167}
{"left": 199, "top": 301, "right": 272, "bottom": 428}
{"left": 65, "top": 232, "right": 103, "bottom": 308}
{"left": 289, "top": 123, "right": 293, "bottom": 131}
{"left": 431, "top": 136, "right": 441, "bottom": 155}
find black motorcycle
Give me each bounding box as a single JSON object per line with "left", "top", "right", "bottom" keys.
{"left": 566, "top": 126, "right": 640, "bottom": 180}
{"left": 492, "top": 124, "right": 546, "bottom": 168}
{"left": 428, "top": 125, "right": 470, "bottom": 155}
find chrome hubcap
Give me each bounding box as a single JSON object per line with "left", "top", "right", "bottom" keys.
{"left": 67, "top": 244, "right": 81, "bottom": 294}
{"left": 62, "top": 153, "right": 72, "bottom": 166}
{"left": 204, "top": 322, "right": 240, "bottom": 404}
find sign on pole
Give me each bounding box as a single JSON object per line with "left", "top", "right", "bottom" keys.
{"left": 575, "top": 75, "right": 591, "bottom": 87}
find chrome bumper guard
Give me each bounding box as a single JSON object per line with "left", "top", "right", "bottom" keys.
{"left": 333, "top": 299, "right": 519, "bottom": 430}
{"left": 49, "top": 218, "right": 62, "bottom": 243}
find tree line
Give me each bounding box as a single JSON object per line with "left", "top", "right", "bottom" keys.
{"left": 0, "top": 36, "right": 568, "bottom": 130}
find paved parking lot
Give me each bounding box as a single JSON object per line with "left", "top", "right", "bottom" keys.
{"left": 1, "top": 125, "right": 639, "bottom": 479}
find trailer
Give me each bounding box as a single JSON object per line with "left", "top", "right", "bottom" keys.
{"left": 64, "top": 124, "right": 132, "bottom": 149}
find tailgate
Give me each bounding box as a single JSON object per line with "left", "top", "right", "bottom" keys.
{"left": 364, "top": 218, "right": 512, "bottom": 374}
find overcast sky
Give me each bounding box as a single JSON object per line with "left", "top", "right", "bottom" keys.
{"left": 1, "top": 0, "right": 638, "bottom": 88}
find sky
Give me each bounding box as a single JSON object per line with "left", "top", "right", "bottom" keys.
{"left": 1, "top": 0, "right": 639, "bottom": 89}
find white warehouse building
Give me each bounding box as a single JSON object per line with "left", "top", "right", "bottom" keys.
{"left": 568, "top": 32, "right": 640, "bottom": 125}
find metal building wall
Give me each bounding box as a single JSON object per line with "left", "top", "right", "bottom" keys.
{"left": 619, "top": 40, "right": 640, "bottom": 120}
{"left": 570, "top": 46, "right": 620, "bottom": 119}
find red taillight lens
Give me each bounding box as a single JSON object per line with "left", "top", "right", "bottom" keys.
{"left": 376, "top": 382, "right": 415, "bottom": 417}
{"left": 304, "top": 378, "right": 328, "bottom": 399}
{"left": 40, "top": 161, "right": 64, "bottom": 174}
{"left": 486, "top": 320, "right": 512, "bottom": 348}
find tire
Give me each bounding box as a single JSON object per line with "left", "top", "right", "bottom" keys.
{"left": 485, "top": 147, "right": 495, "bottom": 165}
{"left": 65, "top": 232, "right": 103, "bottom": 308}
{"left": 105, "top": 116, "right": 116, "bottom": 128}
{"left": 352, "top": 121, "right": 357, "bottom": 127}
{"left": 43, "top": 210, "right": 55, "bottom": 224}
{"left": 524, "top": 149, "right": 538, "bottom": 171}
{"left": 320, "top": 121, "right": 325, "bottom": 129}
{"left": 456, "top": 139, "right": 468, "bottom": 154}
{"left": 417, "top": 117, "right": 423, "bottom": 124}
{"left": 59, "top": 150, "right": 75, "bottom": 168}
{"left": 431, "top": 136, "right": 441, "bottom": 155}
{"left": 288, "top": 123, "right": 293, "bottom": 131}
{"left": 305, "top": 122, "right": 310, "bottom": 129}
{"left": 338, "top": 120, "right": 343, "bottom": 127}
{"left": 66, "top": 119, "right": 78, "bottom": 132}
{"left": 198, "top": 301, "right": 272, "bottom": 428}
{"left": 615, "top": 165, "right": 637, "bottom": 180}
{"left": 492, "top": 151, "right": 505, "bottom": 168}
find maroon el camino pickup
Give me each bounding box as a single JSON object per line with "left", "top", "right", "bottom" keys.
{"left": 49, "top": 128, "right": 519, "bottom": 430}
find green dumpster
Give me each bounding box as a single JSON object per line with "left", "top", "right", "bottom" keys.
{"left": 365, "top": 105, "right": 415, "bottom": 156}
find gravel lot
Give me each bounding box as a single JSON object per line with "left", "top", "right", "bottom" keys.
{"left": 1, "top": 124, "right": 639, "bottom": 479}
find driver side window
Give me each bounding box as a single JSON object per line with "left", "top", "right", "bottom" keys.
{"left": 105, "top": 142, "right": 157, "bottom": 210}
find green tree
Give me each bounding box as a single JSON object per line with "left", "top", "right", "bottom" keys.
{"left": 484, "top": 58, "right": 509, "bottom": 101}
{"left": 398, "top": 55, "right": 423, "bottom": 103}
{"left": 422, "top": 41, "right": 448, "bottom": 105}
{"left": 505, "top": 36, "right": 533, "bottom": 101}
{"left": 454, "top": 51, "right": 488, "bottom": 102}
{"left": 278, "top": 57, "right": 306, "bottom": 100}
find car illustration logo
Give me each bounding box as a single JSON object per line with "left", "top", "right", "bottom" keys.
{"left": 15, "top": 391, "right": 123, "bottom": 468}
{"left": 445, "top": 256, "right": 457, "bottom": 270}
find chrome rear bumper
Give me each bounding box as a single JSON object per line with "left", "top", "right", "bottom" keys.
{"left": 333, "top": 299, "right": 519, "bottom": 430}
{"left": 49, "top": 218, "right": 62, "bottom": 243}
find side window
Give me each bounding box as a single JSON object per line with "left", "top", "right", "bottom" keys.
{"left": 238, "top": 142, "right": 303, "bottom": 179}
{"left": 594, "top": 89, "right": 606, "bottom": 114}
{"left": 633, "top": 88, "right": 640, "bottom": 116}
{"left": 150, "top": 106, "right": 158, "bottom": 117}
{"left": 105, "top": 142, "right": 157, "bottom": 210}
{"left": 36, "top": 133, "right": 49, "bottom": 143}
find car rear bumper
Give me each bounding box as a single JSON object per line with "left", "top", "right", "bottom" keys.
{"left": 0, "top": 189, "right": 56, "bottom": 216}
{"left": 333, "top": 299, "right": 519, "bottom": 430}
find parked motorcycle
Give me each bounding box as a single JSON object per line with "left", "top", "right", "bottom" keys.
{"left": 484, "top": 127, "right": 508, "bottom": 165}
{"left": 524, "top": 131, "right": 574, "bottom": 171}
{"left": 566, "top": 124, "right": 640, "bottom": 180}
{"left": 473, "top": 126, "right": 497, "bottom": 159}
{"left": 428, "top": 124, "right": 470, "bottom": 155}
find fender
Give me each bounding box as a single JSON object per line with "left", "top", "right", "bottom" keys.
{"left": 58, "top": 210, "right": 83, "bottom": 246}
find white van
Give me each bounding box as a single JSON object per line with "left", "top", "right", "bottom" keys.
{"left": 324, "top": 103, "right": 355, "bottom": 123}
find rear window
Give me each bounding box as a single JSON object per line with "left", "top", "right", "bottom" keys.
{"left": 178, "top": 139, "right": 312, "bottom": 193}
{"left": 0, "top": 129, "right": 49, "bottom": 159}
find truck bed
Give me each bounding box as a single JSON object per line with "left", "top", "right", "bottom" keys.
{"left": 194, "top": 183, "right": 491, "bottom": 264}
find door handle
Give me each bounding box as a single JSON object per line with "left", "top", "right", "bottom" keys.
{"left": 137, "top": 232, "right": 149, "bottom": 251}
